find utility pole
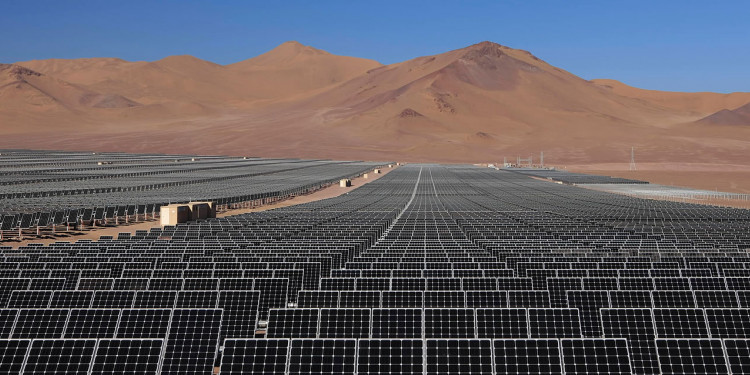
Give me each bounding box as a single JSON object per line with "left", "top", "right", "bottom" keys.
{"left": 629, "top": 147, "right": 636, "bottom": 171}
{"left": 540, "top": 151, "right": 544, "bottom": 168}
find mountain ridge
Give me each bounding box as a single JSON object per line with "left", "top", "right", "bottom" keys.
{"left": 2, "top": 41, "right": 749, "bottom": 166}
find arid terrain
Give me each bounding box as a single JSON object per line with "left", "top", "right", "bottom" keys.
{"left": 2, "top": 41, "right": 749, "bottom": 192}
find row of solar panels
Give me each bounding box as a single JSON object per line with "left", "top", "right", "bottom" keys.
{"left": 0, "top": 308, "right": 220, "bottom": 375}
{"left": 259, "top": 307, "right": 750, "bottom": 339}
{"left": 5, "top": 273, "right": 750, "bottom": 290}
{"left": 4, "top": 286, "right": 750, "bottom": 312}
{"left": 0, "top": 309, "right": 748, "bottom": 373}
{"left": 0, "top": 159, "right": 346, "bottom": 197}
{"left": 0, "top": 205, "right": 160, "bottom": 230}
{"left": 217, "top": 337, "right": 749, "bottom": 375}
{"left": 1, "top": 336, "right": 749, "bottom": 374}
{"left": 2, "top": 305, "right": 739, "bottom": 338}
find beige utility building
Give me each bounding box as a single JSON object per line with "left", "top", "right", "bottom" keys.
{"left": 161, "top": 201, "right": 216, "bottom": 226}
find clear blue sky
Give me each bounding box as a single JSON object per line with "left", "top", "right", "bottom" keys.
{"left": 2, "top": 0, "right": 748, "bottom": 93}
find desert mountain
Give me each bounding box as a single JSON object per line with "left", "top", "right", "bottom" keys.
{"left": 693, "top": 102, "right": 750, "bottom": 126}
{"left": 591, "top": 79, "right": 750, "bottom": 115}
{"left": 17, "top": 42, "right": 381, "bottom": 107}
{"left": 0, "top": 63, "right": 139, "bottom": 110}
{"left": 227, "top": 41, "right": 382, "bottom": 98}
{"left": 2, "top": 41, "right": 750, "bottom": 166}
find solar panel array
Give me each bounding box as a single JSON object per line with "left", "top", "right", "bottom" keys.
{"left": 1, "top": 162, "right": 749, "bottom": 373}
{"left": 0, "top": 149, "right": 387, "bottom": 235}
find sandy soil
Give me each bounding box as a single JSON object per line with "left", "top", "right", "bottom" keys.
{"left": 563, "top": 165, "right": 750, "bottom": 209}
{"left": 2, "top": 166, "right": 395, "bottom": 248}
{"left": 567, "top": 163, "right": 750, "bottom": 194}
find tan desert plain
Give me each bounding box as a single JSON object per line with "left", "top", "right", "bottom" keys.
{"left": 2, "top": 41, "right": 750, "bottom": 193}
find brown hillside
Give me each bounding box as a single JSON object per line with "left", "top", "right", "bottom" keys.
{"left": 1, "top": 41, "right": 749, "bottom": 171}
{"left": 693, "top": 102, "right": 750, "bottom": 126}
{"left": 591, "top": 78, "right": 750, "bottom": 114}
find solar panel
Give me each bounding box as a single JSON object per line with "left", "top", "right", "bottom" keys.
{"left": 320, "top": 277, "right": 354, "bottom": 291}
{"left": 689, "top": 277, "right": 726, "bottom": 290}
{"left": 7, "top": 290, "right": 52, "bottom": 308}
{"left": 382, "top": 291, "right": 423, "bottom": 308}
{"left": 528, "top": 308, "right": 581, "bottom": 338}
{"left": 357, "top": 339, "right": 424, "bottom": 375}
{"left": 218, "top": 290, "right": 260, "bottom": 340}
{"left": 356, "top": 278, "right": 389, "bottom": 291}
{"left": 288, "top": 338, "right": 356, "bottom": 374}
{"left": 704, "top": 308, "right": 750, "bottom": 338}
{"left": 656, "top": 338, "right": 729, "bottom": 374}
{"left": 653, "top": 308, "right": 709, "bottom": 338}
{"left": 318, "top": 308, "right": 371, "bottom": 338}
{"left": 49, "top": 291, "right": 94, "bottom": 308}
{"left": 217, "top": 277, "right": 252, "bottom": 291}
{"left": 255, "top": 278, "right": 289, "bottom": 319}
{"left": 0, "top": 339, "right": 30, "bottom": 374}
{"left": 23, "top": 339, "right": 96, "bottom": 374}
{"left": 133, "top": 291, "right": 177, "bottom": 308}
{"left": 476, "top": 308, "right": 528, "bottom": 338}
{"left": 508, "top": 291, "right": 550, "bottom": 308}
{"left": 0, "top": 216, "right": 14, "bottom": 230}
{"left": 724, "top": 339, "right": 750, "bottom": 375}
{"left": 267, "top": 308, "right": 319, "bottom": 338}
{"left": 547, "top": 278, "right": 582, "bottom": 308}
{"left": 466, "top": 291, "right": 507, "bottom": 308}
{"left": 0, "top": 279, "right": 31, "bottom": 306}
{"left": 426, "top": 339, "right": 493, "bottom": 374}
{"left": 116, "top": 309, "right": 172, "bottom": 338}
{"left": 175, "top": 290, "right": 218, "bottom": 308}
{"left": 610, "top": 291, "right": 652, "bottom": 308}
{"left": 0, "top": 309, "right": 19, "bottom": 337}
{"left": 424, "top": 291, "right": 465, "bottom": 308}
{"left": 12, "top": 309, "right": 69, "bottom": 339}
{"left": 426, "top": 278, "right": 461, "bottom": 291}
{"left": 90, "top": 339, "right": 163, "bottom": 375}
{"left": 76, "top": 278, "right": 114, "bottom": 291}
{"left": 147, "top": 278, "right": 183, "bottom": 291}
{"left": 652, "top": 291, "right": 696, "bottom": 308}
{"left": 619, "top": 277, "right": 654, "bottom": 291}
{"left": 600, "top": 308, "right": 658, "bottom": 375}
{"left": 581, "top": 277, "right": 619, "bottom": 290}
{"left": 561, "top": 338, "right": 632, "bottom": 374}
{"left": 297, "top": 291, "right": 338, "bottom": 308}
{"left": 566, "top": 290, "right": 609, "bottom": 337}
{"left": 391, "top": 278, "right": 426, "bottom": 291}
{"left": 492, "top": 339, "right": 562, "bottom": 374}
{"left": 424, "top": 308, "right": 475, "bottom": 338}
{"left": 496, "top": 277, "right": 534, "bottom": 290}
{"left": 339, "top": 291, "right": 380, "bottom": 308}
{"left": 739, "top": 291, "right": 750, "bottom": 308}
{"left": 371, "top": 308, "right": 422, "bottom": 338}
{"left": 91, "top": 291, "right": 135, "bottom": 308}
{"left": 112, "top": 278, "right": 148, "bottom": 291}
{"left": 654, "top": 277, "right": 691, "bottom": 291}
{"left": 161, "top": 309, "right": 222, "bottom": 375}
{"left": 183, "top": 278, "right": 218, "bottom": 291}
{"left": 221, "top": 339, "right": 289, "bottom": 375}
{"left": 63, "top": 309, "right": 120, "bottom": 338}
{"left": 694, "top": 290, "right": 739, "bottom": 308}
